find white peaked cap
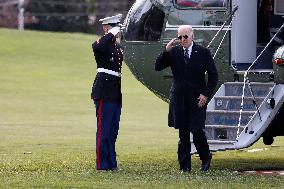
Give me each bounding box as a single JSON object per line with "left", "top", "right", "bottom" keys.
{"left": 99, "top": 14, "right": 122, "bottom": 25}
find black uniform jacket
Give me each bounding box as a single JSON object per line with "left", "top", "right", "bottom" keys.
{"left": 155, "top": 42, "right": 218, "bottom": 129}
{"left": 91, "top": 33, "right": 123, "bottom": 103}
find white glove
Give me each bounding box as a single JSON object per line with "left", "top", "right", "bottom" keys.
{"left": 108, "top": 26, "right": 120, "bottom": 36}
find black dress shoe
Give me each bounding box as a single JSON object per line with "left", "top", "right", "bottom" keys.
{"left": 180, "top": 168, "right": 191, "bottom": 173}
{"left": 200, "top": 153, "right": 212, "bottom": 172}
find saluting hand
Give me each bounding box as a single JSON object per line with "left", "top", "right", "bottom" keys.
{"left": 166, "top": 38, "right": 177, "bottom": 52}
{"left": 108, "top": 26, "right": 120, "bottom": 37}
{"left": 198, "top": 94, "right": 208, "bottom": 107}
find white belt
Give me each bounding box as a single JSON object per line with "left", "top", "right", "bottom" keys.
{"left": 97, "top": 68, "right": 121, "bottom": 77}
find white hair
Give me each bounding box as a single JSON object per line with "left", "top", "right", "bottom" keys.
{"left": 178, "top": 25, "right": 194, "bottom": 37}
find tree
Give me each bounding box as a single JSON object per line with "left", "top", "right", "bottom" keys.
{"left": 25, "top": 0, "right": 136, "bottom": 33}
{"left": 25, "top": 0, "right": 94, "bottom": 33}
{"left": 93, "top": 0, "right": 135, "bottom": 34}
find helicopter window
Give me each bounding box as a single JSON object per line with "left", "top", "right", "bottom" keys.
{"left": 274, "top": 0, "right": 284, "bottom": 15}
{"left": 175, "top": 0, "right": 227, "bottom": 8}
{"left": 125, "top": 5, "right": 165, "bottom": 41}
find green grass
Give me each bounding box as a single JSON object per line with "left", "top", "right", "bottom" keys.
{"left": 0, "top": 28, "right": 284, "bottom": 188}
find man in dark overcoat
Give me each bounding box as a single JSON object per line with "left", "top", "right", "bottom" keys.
{"left": 91, "top": 14, "right": 124, "bottom": 171}
{"left": 155, "top": 25, "right": 218, "bottom": 172}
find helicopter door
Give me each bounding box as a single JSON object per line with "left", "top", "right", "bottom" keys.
{"left": 231, "top": 0, "right": 257, "bottom": 71}
{"left": 232, "top": 0, "right": 284, "bottom": 72}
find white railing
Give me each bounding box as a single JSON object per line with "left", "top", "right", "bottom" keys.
{"left": 236, "top": 23, "right": 284, "bottom": 138}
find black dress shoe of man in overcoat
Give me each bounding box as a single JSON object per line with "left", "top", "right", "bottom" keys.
{"left": 200, "top": 153, "right": 212, "bottom": 172}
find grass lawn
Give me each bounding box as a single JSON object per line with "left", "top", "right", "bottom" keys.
{"left": 0, "top": 28, "right": 284, "bottom": 188}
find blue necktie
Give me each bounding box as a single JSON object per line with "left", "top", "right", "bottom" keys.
{"left": 184, "top": 48, "right": 190, "bottom": 64}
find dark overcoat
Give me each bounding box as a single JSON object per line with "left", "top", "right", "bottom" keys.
{"left": 91, "top": 33, "right": 123, "bottom": 103}
{"left": 155, "top": 42, "right": 218, "bottom": 129}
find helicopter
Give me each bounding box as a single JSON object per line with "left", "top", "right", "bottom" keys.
{"left": 121, "top": 0, "right": 284, "bottom": 152}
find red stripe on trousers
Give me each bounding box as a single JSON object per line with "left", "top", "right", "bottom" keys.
{"left": 97, "top": 100, "right": 103, "bottom": 170}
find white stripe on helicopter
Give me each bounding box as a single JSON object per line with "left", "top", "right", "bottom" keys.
{"left": 165, "top": 21, "right": 232, "bottom": 31}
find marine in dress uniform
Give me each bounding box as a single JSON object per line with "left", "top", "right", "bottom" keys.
{"left": 91, "top": 14, "right": 124, "bottom": 171}
{"left": 155, "top": 25, "right": 218, "bottom": 172}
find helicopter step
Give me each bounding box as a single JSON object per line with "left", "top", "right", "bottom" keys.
{"left": 223, "top": 82, "right": 274, "bottom": 97}
{"left": 206, "top": 110, "right": 254, "bottom": 126}
{"left": 214, "top": 96, "right": 264, "bottom": 111}
{"left": 191, "top": 82, "right": 284, "bottom": 153}
{"left": 205, "top": 125, "right": 245, "bottom": 141}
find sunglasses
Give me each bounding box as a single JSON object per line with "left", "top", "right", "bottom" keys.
{"left": 178, "top": 35, "right": 189, "bottom": 40}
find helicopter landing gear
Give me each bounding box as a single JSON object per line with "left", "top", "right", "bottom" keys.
{"left": 263, "top": 136, "right": 274, "bottom": 145}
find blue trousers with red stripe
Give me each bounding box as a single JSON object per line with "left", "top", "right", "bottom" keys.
{"left": 95, "top": 100, "right": 121, "bottom": 170}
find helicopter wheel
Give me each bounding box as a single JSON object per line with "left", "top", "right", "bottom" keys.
{"left": 263, "top": 136, "right": 274, "bottom": 145}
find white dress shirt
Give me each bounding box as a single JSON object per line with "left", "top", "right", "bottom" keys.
{"left": 183, "top": 43, "right": 193, "bottom": 59}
